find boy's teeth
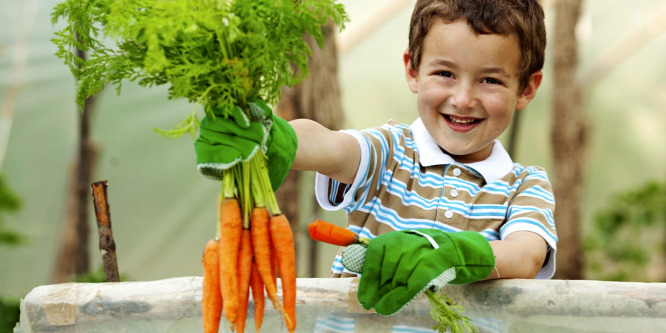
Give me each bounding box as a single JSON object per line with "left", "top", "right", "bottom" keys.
{"left": 449, "top": 116, "right": 475, "bottom": 124}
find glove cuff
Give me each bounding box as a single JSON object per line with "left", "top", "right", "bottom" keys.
{"left": 265, "top": 114, "right": 298, "bottom": 191}
{"left": 341, "top": 244, "right": 366, "bottom": 274}
{"left": 427, "top": 266, "right": 457, "bottom": 291}
{"left": 445, "top": 231, "right": 495, "bottom": 284}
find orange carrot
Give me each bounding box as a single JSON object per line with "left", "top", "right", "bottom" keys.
{"left": 250, "top": 207, "right": 282, "bottom": 310}
{"left": 249, "top": 260, "right": 265, "bottom": 332}
{"left": 235, "top": 229, "right": 254, "bottom": 333}
{"left": 202, "top": 240, "right": 222, "bottom": 333}
{"left": 270, "top": 214, "right": 297, "bottom": 333}
{"left": 269, "top": 232, "right": 278, "bottom": 295}
{"left": 219, "top": 197, "right": 243, "bottom": 330}
{"left": 308, "top": 219, "right": 359, "bottom": 246}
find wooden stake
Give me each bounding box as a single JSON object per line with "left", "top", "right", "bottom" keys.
{"left": 91, "top": 180, "right": 120, "bottom": 282}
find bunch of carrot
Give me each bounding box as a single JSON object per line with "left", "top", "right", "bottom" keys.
{"left": 202, "top": 155, "right": 296, "bottom": 333}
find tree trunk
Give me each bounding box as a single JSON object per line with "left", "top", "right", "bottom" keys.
{"left": 275, "top": 21, "right": 344, "bottom": 277}
{"left": 51, "top": 45, "right": 97, "bottom": 283}
{"left": 551, "top": 0, "right": 586, "bottom": 280}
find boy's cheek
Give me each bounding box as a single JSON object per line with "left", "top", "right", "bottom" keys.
{"left": 417, "top": 85, "right": 448, "bottom": 105}
{"left": 416, "top": 95, "right": 442, "bottom": 117}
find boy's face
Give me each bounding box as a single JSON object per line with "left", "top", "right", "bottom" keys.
{"left": 404, "top": 20, "right": 542, "bottom": 163}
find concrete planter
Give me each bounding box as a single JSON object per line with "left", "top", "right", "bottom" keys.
{"left": 14, "top": 277, "right": 666, "bottom": 332}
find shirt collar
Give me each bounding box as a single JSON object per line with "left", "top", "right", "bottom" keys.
{"left": 409, "top": 118, "right": 514, "bottom": 183}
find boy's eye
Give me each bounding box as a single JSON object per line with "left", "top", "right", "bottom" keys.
{"left": 435, "top": 71, "right": 454, "bottom": 79}
{"left": 481, "top": 77, "right": 503, "bottom": 85}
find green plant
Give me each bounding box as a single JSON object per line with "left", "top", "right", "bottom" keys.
{"left": 0, "top": 174, "right": 24, "bottom": 247}
{"left": 585, "top": 180, "right": 666, "bottom": 281}
{"left": 427, "top": 290, "right": 477, "bottom": 333}
{"left": 0, "top": 297, "right": 20, "bottom": 333}
{"left": 0, "top": 175, "right": 24, "bottom": 332}
{"left": 73, "top": 266, "right": 129, "bottom": 283}
{"left": 51, "top": 0, "right": 348, "bottom": 136}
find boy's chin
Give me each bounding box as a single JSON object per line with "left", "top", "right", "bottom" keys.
{"left": 440, "top": 147, "right": 468, "bottom": 158}
{"left": 440, "top": 145, "right": 492, "bottom": 164}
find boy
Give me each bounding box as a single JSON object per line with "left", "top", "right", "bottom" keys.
{"left": 195, "top": 0, "right": 556, "bottom": 316}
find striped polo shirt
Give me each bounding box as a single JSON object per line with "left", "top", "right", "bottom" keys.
{"left": 315, "top": 118, "right": 558, "bottom": 279}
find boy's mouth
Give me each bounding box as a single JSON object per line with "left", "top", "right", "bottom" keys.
{"left": 444, "top": 114, "right": 481, "bottom": 131}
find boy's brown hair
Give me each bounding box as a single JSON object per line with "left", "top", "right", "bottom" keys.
{"left": 408, "top": 0, "right": 546, "bottom": 91}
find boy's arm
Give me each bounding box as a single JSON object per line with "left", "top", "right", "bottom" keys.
{"left": 289, "top": 119, "right": 360, "bottom": 185}
{"left": 487, "top": 231, "right": 548, "bottom": 279}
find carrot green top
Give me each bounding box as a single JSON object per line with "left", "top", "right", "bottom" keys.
{"left": 52, "top": 0, "right": 348, "bottom": 135}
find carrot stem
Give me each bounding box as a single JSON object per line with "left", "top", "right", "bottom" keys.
{"left": 241, "top": 161, "right": 252, "bottom": 228}
{"left": 250, "top": 157, "right": 266, "bottom": 208}
{"left": 250, "top": 152, "right": 280, "bottom": 215}
{"left": 215, "top": 195, "right": 222, "bottom": 241}
{"left": 222, "top": 169, "right": 235, "bottom": 199}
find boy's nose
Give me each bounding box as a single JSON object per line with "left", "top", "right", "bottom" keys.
{"left": 450, "top": 84, "right": 477, "bottom": 110}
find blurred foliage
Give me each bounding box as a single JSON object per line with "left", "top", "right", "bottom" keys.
{"left": 585, "top": 180, "right": 666, "bottom": 281}
{"left": 0, "top": 297, "right": 20, "bottom": 333}
{"left": 0, "top": 176, "right": 25, "bottom": 332}
{"left": 73, "top": 266, "right": 131, "bottom": 283}
{"left": 0, "top": 174, "right": 25, "bottom": 246}
{"left": 0, "top": 174, "right": 25, "bottom": 333}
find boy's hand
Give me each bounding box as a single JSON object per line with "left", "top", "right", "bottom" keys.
{"left": 194, "top": 99, "right": 297, "bottom": 190}
{"left": 342, "top": 229, "right": 495, "bottom": 316}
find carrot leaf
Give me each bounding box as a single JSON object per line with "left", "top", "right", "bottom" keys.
{"left": 52, "top": 0, "right": 349, "bottom": 129}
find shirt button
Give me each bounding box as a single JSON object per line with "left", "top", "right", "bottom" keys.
{"left": 445, "top": 210, "right": 454, "bottom": 219}
{"left": 450, "top": 189, "right": 459, "bottom": 198}
{"left": 453, "top": 168, "right": 462, "bottom": 176}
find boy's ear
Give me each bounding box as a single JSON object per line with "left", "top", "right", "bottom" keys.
{"left": 403, "top": 49, "right": 419, "bottom": 94}
{"left": 516, "top": 71, "right": 543, "bottom": 111}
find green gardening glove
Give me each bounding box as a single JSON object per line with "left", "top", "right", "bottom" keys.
{"left": 341, "top": 229, "right": 495, "bottom": 316}
{"left": 194, "top": 98, "right": 297, "bottom": 191}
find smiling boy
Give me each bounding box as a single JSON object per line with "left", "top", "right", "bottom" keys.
{"left": 195, "top": 0, "right": 557, "bottom": 317}
{"left": 290, "top": 0, "right": 555, "bottom": 288}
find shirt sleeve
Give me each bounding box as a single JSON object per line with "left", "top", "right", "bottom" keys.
{"left": 314, "top": 126, "right": 397, "bottom": 214}
{"left": 500, "top": 166, "right": 558, "bottom": 279}
{"left": 314, "top": 125, "right": 402, "bottom": 277}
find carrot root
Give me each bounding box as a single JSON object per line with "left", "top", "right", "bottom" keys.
{"left": 308, "top": 219, "right": 359, "bottom": 246}
{"left": 250, "top": 260, "right": 265, "bottom": 332}
{"left": 251, "top": 207, "right": 282, "bottom": 310}
{"left": 235, "top": 229, "right": 253, "bottom": 333}
{"left": 219, "top": 198, "right": 243, "bottom": 329}
{"left": 270, "top": 214, "right": 297, "bottom": 333}
{"left": 202, "top": 240, "right": 223, "bottom": 333}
